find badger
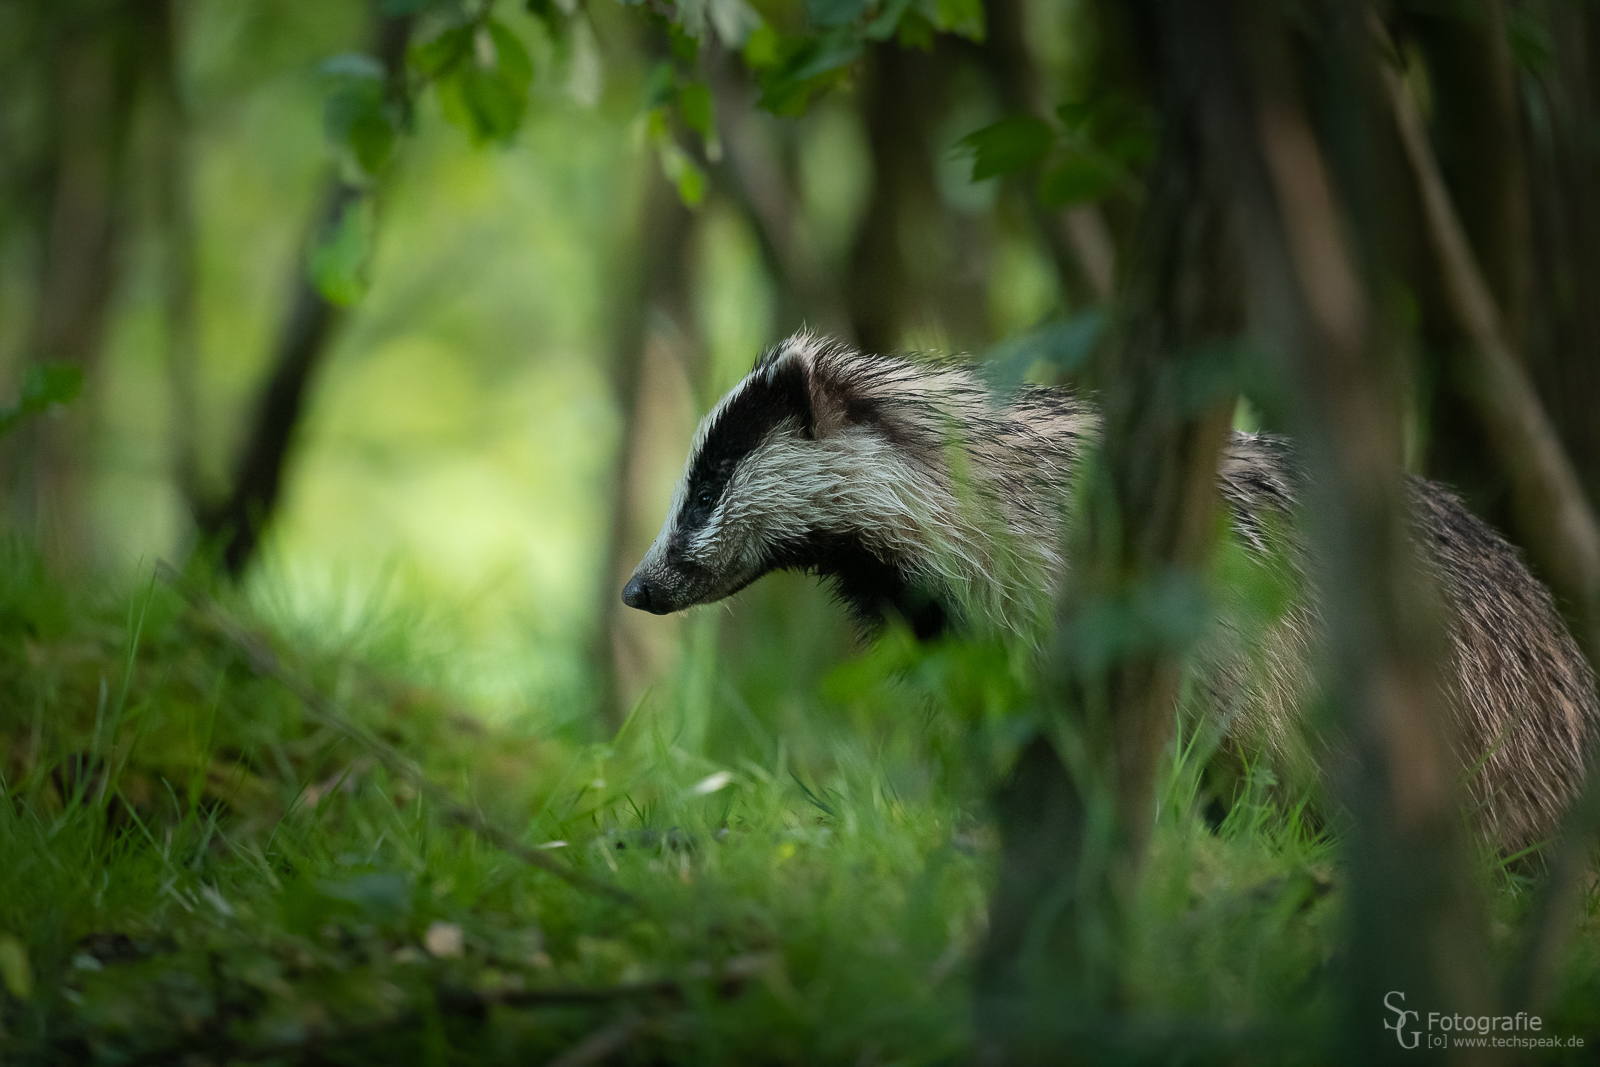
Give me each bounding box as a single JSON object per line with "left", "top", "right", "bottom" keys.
{"left": 621, "top": 332, "right": 1599, "bottom": 853}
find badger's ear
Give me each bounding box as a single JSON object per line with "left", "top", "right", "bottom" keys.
{"left": 765, "top": 334, "right": 851, "bottom": 439}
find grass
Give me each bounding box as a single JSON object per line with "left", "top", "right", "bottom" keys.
{"left": 0, "top": 542, "right": 1596, "bottom": 1065}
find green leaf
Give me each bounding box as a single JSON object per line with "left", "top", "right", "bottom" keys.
{"left": 641, "top": 61, "right": 676, "bottom": 110}
{"left": 659, "top": 141, "right": 706, "bottom": 207}
{"left": 379, "top": 0, "right": 431, "bottom": 12}
{"left": 525, "top": 0, "right": 566, "bottom": 33}
{"left": 957, "top": 116, "right": 1053, "bottom": 181}
{"left": 438, "top": 67, "right": 522, "bottom": 143}
{"left": 864, "top": 0, "right": 915, "bottom": 40}
{"left": 410, "top": 25, "right": 473, "bottom": 77}
{"left": 679, "top": 82, "right": 714, "bottom": 140}
{"left": 788, "top": 30, "right": 862, "bottom": 81}
{"left": 0, "top": 363, "right": 84, "bottom": 438}
{"left": 1056, "top": 94, "right": 1155, "bottom": 166}
{"left": 20, "top": 363, "right": 84, "bottom": 410}
{"left": 754, "top": 28, "right": 861, "bottom": 115}
{"left": 896, "top": 9, "right": 934, "bottom": 48}
{"left": 346, "top": 109, "right": 396, "bottom": 174}
{"left": 1055, "top": 99, "right": 1098, "bottom": 132}
{"left": 708, "top": 0, "right": 762, "bottom": 48}
{"left": 1039, "top": 154, "right": 1118, "bottom": 206}
{"left": 320, "top": 52, "right": 393, "bottom": 175}
{"left": 307, "top": 198, "right": 372, "bottom": 306}
{"left": 984, "top": 310, "right": 1105, "bottom": 392}
{"left": 0, "top": 934, "right": 31, "bottom": 1000}
{"left": 742, "top": 23, "right": 783, "bottom": 69}
{"left": 436, "top": 23, "right": 532, "bottom": 144}
{"left": 806, "top": 0, "right": 864, "bottom": 30}
{"left": 669, "top": 21, "right": 700, "bottom": 62}
{"left": 933, "top": 0, "right": 984, "bottom": 41}
{"left": 487, "top": 19, "right": 534, "bottom": 92}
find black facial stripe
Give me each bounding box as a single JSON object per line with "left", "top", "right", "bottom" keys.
{"left": 678, "top": 359, "right": 813, "bottom": 532}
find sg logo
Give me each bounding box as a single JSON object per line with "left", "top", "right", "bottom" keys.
{"left": 1384, "top": 991, "right": 1421, "bottom": 1049}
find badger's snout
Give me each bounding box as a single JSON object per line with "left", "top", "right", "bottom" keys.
{"left": 621, "top": 573, "right": 673, "bottom": 614}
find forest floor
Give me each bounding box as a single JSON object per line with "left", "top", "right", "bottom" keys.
{"left": 1, "top": 544, "right": 1596, "bottom": 1065}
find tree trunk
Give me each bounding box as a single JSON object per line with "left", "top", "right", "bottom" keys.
{"left": 1520, "top": 1, "right": 1600, "bottom": 511}
{"left": 706, "top": 44, "right": 851, "bottom": 340}
{"left": 12, "top": 2, "right": 141, "bottom": 563}
{"left": 974, "top": 5, "right": 1241, "bottom": 1055}
{"left": 976, "top": 0, "right": 1117, "bottom": 306}
{"left": 846, "top": 41, "right": 991, "bottom": 353}
{"left": 588, "top": 166, "right": 697, "bottom": 734}
{"left": 1405, "top": 0, "right": 1532, "bottom": 535}
{"left": 1193, "top": 1, "right": 1493, "bottom": 1059}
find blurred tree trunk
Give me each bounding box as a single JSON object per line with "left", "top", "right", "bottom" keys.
{"left": 589, "top": 166, "right": 696, "bottom": 734}
{"left": 150, "top": 0, "right": 203, "bottom": 512}
{"left": 1403, "top": 0, "right": 1531, "bottom": 534}
{"left": 1520, "top": 1, "right": 1600, "bottom": 511}
{"left": 974, "top": 5, "right": 1241, "bottom": 1055}
{"left": 192, "top": 6, "right": 413, "bottom": 578}
{"left": 706, "top": 44, "right": 852, "bottom": 340}
{"left": 978, "top": 2, "right": 1497, "bottom": 1061}
{"left": 976, "top": 0, "right": 1116, "bottom": 306}
{"left": 847, "top": 41, "right": 990, "bottom": 353}
{"left": 11, "top": 0, "right": 141, "bottom": 562}
{"left": 1207, "top": 2, "right": 1493, "bottom": 1060}
{"left": 1382, "top": 16, "right": 1600, "bottom": 1019}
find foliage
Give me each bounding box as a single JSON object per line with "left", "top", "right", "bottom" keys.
{"left": 0, "top": 365, "right": 82, "bottom": 440}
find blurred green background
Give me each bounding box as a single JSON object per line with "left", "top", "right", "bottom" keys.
{"left": 2, "top": 0, "right": 1071, "bottom": 720}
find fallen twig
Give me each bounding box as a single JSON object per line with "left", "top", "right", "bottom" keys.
{"left": 122, "top": 958, "right": 769, "bottom": 1066}
{"left": 156, "top": 561, "right": 642, "bottom": 910}
{"left": 545, "top": 1010, "right": 647, "bottom": 1067}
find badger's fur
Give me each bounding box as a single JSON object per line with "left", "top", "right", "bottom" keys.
{"left": 623, "top": 332, "right": 1599, "bottom": 852}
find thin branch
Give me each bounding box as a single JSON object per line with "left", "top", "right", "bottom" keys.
{"left": 1383, "top": 36, "right": 1600, "bottom": 663}
{"left": 197, "top": 5, "right": 414, "bottom": 577}
{"left": 1380, "top": 26, "right": 1600, "bottom": 1015}
{"left": 156, "top": 562, "right": 643, "bottom": 910}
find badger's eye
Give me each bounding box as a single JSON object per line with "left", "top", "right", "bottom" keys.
{"left": 696, "top": 487, "right": 715, "bottom": 509}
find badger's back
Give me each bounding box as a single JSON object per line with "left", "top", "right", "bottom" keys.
{"left": 821, "top": 362, "right": 1599, "bottom": 852}
{"left": 1214, "top": 431, "right": 1598, "bottom": 852}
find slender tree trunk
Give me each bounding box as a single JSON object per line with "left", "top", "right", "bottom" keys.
{"left": 846, "top": 41, "right": 992, "bottom": 353}
{"left": 974, "top": 7, "right": 1241, "bottom": 1056}
{"left": 194, "top": 7, "right": 413, "bottom": 578}
{"left": 976, "top": 0, "right": 1117, "bottom": 306}
{"left": 1405, "top": 0, "right": 1532, "bottom": 534}
{"left": 588, "top": 166, "right": 696, "bottom": 734}
{"left": 1381, "top": 22, "right": 1600, "bottom": 1019}
{"left": 706, "top": 44, "right": 851, "bottom": 340}
{"left": 151, "top": 0, "right": 204, "bottom": 512}
{"left": 1193, "top": 2, "right": 1492, "bottom": 1059}
{"left": 1520, "top": 1, "right": 1600, "bottom": 510}
{"left": 12, "top": 2, "right": 140, "bottom": 562}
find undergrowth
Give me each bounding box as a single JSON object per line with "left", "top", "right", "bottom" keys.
{"left": 0, "top": 544, "right": 1595, "bottom": 1064}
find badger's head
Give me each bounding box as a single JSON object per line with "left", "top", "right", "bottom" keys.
{"left": 621, "top": 336, "right": 832, "bottom": 615}
{"left": 621, "top": 333, "right": 953, "bottom": 618}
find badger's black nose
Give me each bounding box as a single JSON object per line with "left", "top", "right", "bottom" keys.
{"left": 621, "top": 574, "right": 655, "bottom": 612}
